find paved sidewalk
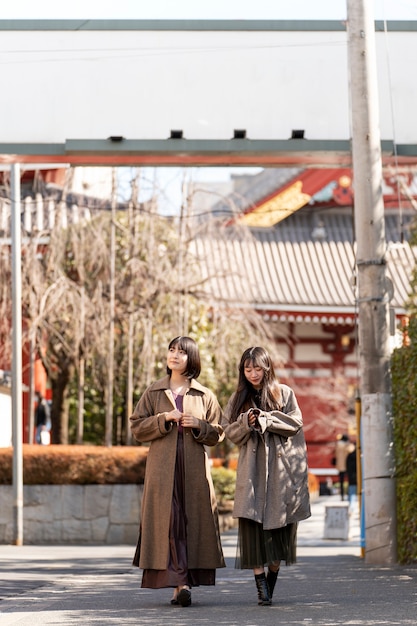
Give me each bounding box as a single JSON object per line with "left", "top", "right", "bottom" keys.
{"left": 0, "top": 495, "right": 416, "bottom": 625}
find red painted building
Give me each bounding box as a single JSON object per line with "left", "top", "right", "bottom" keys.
{"left": 190, "top": 166, "right": 417, "bottom": 468}
{"left": 1, "top": 166, "right": 416, "bottom": 458}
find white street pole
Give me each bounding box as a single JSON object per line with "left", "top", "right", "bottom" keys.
{"left": 347, "top": 0, "right": 397, "bottom": 563}
{"left": 105, "top": 168, "right": 117, "bottom": 447}
{"left": 11, "top": 163, "right": 23, "bottom": 545}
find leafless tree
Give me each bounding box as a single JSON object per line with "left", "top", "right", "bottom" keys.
{"left": 1, "top": 166, "right": 278, "bottom": 446}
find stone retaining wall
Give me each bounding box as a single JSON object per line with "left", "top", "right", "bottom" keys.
{"left": 0, "top": 485, "right": 236, "bottom": 545}
{"left": 0, "top": 484, "right": 143, "bottom": 545}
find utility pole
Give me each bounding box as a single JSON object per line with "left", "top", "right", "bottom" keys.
{"left": 347, "top": 0, "right": 397, "bottom": 563}
{"left": 11, "top": 163, "right": 23, "bottom": 545}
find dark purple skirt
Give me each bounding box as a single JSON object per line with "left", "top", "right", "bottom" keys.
{"left": 140, "top": 429, "right": 216, "bottom": 589}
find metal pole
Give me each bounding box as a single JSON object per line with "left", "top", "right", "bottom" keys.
{"left": 11, "top": 163, "right": 23, "bottom": 545}
{"left": 347, "top": 0, "right": 397, "bottom": 564}
{"left": 105, "top": 168, "right": 116, "bottom": 447}
{"left": 355, "top": 395, "right": 365, "bottom": 559}
{"left": 125, "top": 311, "right": 133, "bottom": 445}
{"left": 28, "top": 330, "right": 35, "bottom": 444}
{"left": 76, "top": 286, "right": 85, "bottom": 445}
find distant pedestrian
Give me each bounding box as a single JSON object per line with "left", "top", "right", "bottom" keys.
{"left": 346, "top": 445, "right": 357, "bottom": 511}
{"left": 222, "top": 346, "right": 311, "bottom": 607}
{"left": 334, "top": 434, "right": 354, "bottom": 501}
{"left": 35, "top": 392, "right": 51, "bottom": 445}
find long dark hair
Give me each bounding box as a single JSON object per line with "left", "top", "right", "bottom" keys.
{"left": 166, "top": 336, "right": 201, "bottom": 379}
{"left": 228, "top": 346, "right": 282, "bottom": 422}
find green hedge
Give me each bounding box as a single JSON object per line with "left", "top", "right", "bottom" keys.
{"left": 391, "top": 317, "right": 417, "bottom": 564}
{"left": 211, "top": 466, "right": 236, "bottom": 503}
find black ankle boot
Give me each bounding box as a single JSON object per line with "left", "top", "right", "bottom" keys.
{"left": 267, "top": 567, "right": 279, "bottom": 599}
{"left": 254, "top": 573, "right": 271, "bottom": 606}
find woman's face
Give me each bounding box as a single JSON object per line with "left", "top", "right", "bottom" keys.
{"left": 243, "top": 360, "right": 264, "bottom": 389}
{"left": 167, "top": 344, "right": 188, "bottom": 374}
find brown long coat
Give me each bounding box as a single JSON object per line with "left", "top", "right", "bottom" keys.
{"left": 130, "top": 375, "right": 225, "bottom": 571}
{"left": 222, "top": 384, "right": 311, "bottom": 530}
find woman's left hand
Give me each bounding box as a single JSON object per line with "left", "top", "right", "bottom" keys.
{"left": 181, "top": 414, "right": 200, "bottom": 430}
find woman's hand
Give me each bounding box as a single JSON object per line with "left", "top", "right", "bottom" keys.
{"left": 180, "top": 413, "right": 201, "bottom": 430}
{"left": 248, "top": 408, "right": 261, "bottom": 429}
{"left": 165, "top": 409, "right": 183, "bottom": 423}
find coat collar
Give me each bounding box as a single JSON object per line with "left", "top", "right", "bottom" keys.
{"left": 152, "top": 374, "right": 207, "bottom": 394}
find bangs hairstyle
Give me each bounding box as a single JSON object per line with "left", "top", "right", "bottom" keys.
{"left": 166, "top": 336, "right": 201, "bottom": 379}
{"left": 228, "top": 346, "right": 282, "bottom": 420}
{"left": 240, "top": 346, "right": 275, "bottom": 382}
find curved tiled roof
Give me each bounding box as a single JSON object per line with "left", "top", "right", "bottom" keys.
{"left": 190, "top": 211, "right": 417, "bottom": 318}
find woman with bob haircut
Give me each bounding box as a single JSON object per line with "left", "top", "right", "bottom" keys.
{"left": 130, "top": 336, "right": 225, "bottom": 607}
{"left": 222, "top": 346, "right": 311, "bottom": 606}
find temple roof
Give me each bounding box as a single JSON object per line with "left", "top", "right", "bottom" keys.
{"left": 190, "top": 169, "right": 417, "bottom": 321}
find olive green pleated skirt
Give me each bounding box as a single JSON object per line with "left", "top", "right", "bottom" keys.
{"left": 236, "top": 518, "right": 298, "bottom": 569}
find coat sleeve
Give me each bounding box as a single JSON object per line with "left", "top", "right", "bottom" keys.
{"left": 129, "top": 387, "right": 173, "bottom": 443}
{"left": 221, "top": 394, "right": 253, "bottom": 447}
{"left": 192, "top": 390, "right": 225, "bottom": 446}
{"left": 257, "top": 385, "right": 303, "bottom": 438}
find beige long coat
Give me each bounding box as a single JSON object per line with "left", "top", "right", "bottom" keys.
{"left": 130, "top": 375, "right": 225, "bottom": 571}
{"left": 222, "top": 384, "right": 311, "bottom": 530}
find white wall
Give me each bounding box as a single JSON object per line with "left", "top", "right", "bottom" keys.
{"left": 0, "top": 25, "right": 416, "bottom": 144}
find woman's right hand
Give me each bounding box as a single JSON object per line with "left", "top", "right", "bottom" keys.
{"left": 166, "top": 409, "right": 183, "bottom": 423}
{"left": 248, "top": 408, "right": 260, "bottom": 429}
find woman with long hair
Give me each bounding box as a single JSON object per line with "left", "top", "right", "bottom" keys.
{"left": 223, "top": 346, "right": 311, "bottom": 606}
{"left": 130, "top": 336, "right": 225, "bottom": 607}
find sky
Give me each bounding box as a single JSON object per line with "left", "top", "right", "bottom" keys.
{"left": 1, "top": 0, "right": 416, "bottom": 20}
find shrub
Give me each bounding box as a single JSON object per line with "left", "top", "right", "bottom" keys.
{"left": 0, "top": 444, "right": 148, "bottom": 485}
{"left": 391, "top": 316, "right": 417, "bottom": 564}
{"left": 211, "top": 466, "right": 236, "bottom": 503}
{"left": 0, "top": 445, "right": 239, "bottom": 508}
